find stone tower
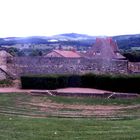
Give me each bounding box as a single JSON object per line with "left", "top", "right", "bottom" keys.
{"left": 86, "top": 37, "right": 125, "bottom": 60}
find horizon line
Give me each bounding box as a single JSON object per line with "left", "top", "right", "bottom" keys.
{"left": 0, "top": 32, "right": 140, "bottom": 38}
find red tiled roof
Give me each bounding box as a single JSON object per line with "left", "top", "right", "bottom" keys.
{"left": 53, "top": 50, "right": 81, "bottom": 58}
{"left": 86, "top": 37, "right": 126, "bottom": 59}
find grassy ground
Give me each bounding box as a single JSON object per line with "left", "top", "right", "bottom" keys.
{"left": 47, "top": 96, "right": 140, "bottom": 105}
{"left": 0, "top": 93, "right": 140, "bottom": 139}
{"left": 0, "top": 93, "right": 139, "bottom": 117}
{"left": 0, "top": 116, "right": 140, "bottom": 140}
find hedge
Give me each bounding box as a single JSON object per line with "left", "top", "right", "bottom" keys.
{"left": 21, "top": 74, "right": 140, "bottom": 93}
{"left": 0, "top": 79, "right": 13, "bottom": 87}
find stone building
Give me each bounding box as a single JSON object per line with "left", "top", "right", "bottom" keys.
{"left": 45, "top": 50, "right": 81, "bottom": 58}
{"left": 0, "top": 37, "right": 129, "bottom": 79}
{"left": 86, "top": 37, "right": 126, "bottom": 60}
{"left": 0, "top": 50, "right": 13, "bottom": 79}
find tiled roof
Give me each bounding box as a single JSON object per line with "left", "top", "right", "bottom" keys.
{"left": 114, "top": 52, "right": 126, "bottom": 59}
{"left": 53, "top": 50, "right": 81, "bottom": 58}
{"left": 86, "top": 37, "right": 126, "bottom": 59}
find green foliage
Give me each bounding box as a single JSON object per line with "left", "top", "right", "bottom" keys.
{"left": 21, "top": 75, "right": 57, "bottom": 89}
{"left": 0, "top": 115, "right": 140, "bottom": 140}
{"left": 0, "top": 79, "right": 13, "bottom": 87}
{"left": 0, "top": 92, "right": 139, "bottom": 140}
{"left": 21, "top": 74, "right": 81, "bottom": 90}
{"left": 7, "top": 47, "right": 25, "bottom": 56}
{"left": 114, "top": 35, "right": 140, "bottom": 50}
{"left": 21, "top": 74, "right": 140, "bottom": 93}
{"left": 48, "top": 96, "right": 140, "bottom": 106}
{"left": 121, "top": 50, "right": 140, "bottom": 62}
{"left": 7, "top": 47, "right": 19, "bottom": 56}
{"left": 28, "top": 49, "right": 43, "bottom": 56}
{"left": 81, "top": 74, "right": 140, "bottom": 93}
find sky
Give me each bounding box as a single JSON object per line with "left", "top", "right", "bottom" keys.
{"left": 0, "top": 0, "right": 140, "bottom": 37}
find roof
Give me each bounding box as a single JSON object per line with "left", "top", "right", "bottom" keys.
{"left": 0, "top": 50, "right": 13, "bottom": 57}
{"left": 47, "top": 50, "right": 81, "bottom": 58}
{"left": 114, "top": 52, "right": 126, "bottom": 59}
{"left": 86, "top": 37, "right": 126, "bottom": 60}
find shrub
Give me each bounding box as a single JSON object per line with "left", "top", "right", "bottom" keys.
{"left": 0, "top": 79, "right": 13, "bottom": 87}
{"left": 21, "top": 74, "right": 140, "bottom": 93}
{"left": 21, "top": 75, "right": 58, "bottom": 89}
{"left": 67, "top": 75, "right": 81, "bottom": 87}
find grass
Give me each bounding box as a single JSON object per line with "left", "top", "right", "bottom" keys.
{"left": 0, "top": 93, "right": 139, "bottom": 139}
{"left": 46, "top": 96, "right": 140, "bottom": 105}
{"left": 0, "top": 116, "right": 140, "bottom": 140}
{"left": 0, "top": 93, "right": 139, "bottom": 117}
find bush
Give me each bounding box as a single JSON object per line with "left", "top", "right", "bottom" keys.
{"left": 21, "top": 74, "right": 140, "bottom": 93}
{"left": 21, "top": 75, "right": 58, "bottom": 90}
{"left": 0, "top": 79, "right": 13, "bottom": 87}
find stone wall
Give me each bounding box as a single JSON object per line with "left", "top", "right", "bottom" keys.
{"left": 128, "top": 62, "right": 140, "bottom": 73}
{"left": 0, "top": 69, "right": 6, "bottom": 80}
{"left": 0, "top": 57, "right": 7, "bottom": 79}
{"left": 7, "top": 57, "right": 128, "bottom": 78}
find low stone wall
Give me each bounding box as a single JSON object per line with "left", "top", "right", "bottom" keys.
{"left": 7, "top": 57, "right": 128, "bottom": 78}
{"left": 128, "top": 62, "right": 140, "bottom": 73}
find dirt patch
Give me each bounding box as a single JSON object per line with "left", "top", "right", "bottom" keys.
{"left": 55, "top": 88, "right": 111, "bottom": 94}
{"left": 21, "top": 98, "right": 140, "bottom": 118}
{"left": 0, "top": 87, "right": 139, "bottom": 118}
{"left": 0, "top": 87, "right": 139, "bottom": 99}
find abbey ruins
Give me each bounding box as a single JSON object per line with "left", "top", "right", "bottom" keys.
{"left": 0, "top": 37, "right": 132, "bottom": 80}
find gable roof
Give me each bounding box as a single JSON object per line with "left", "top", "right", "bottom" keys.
{"left": 47, "top": 50, "right": 81, "bottom": 58}
{"left": 86, "top": 37, "right": 126, "bottom": 60}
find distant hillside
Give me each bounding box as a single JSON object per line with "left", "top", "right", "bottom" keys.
{"left": 0, "top": 36, "right": 49, "bottom": 45}
{"left": 0, "top": 33, "right": 96, "bottom": 49}
{"left": 113, "top": 34, "right": 140, "bottom": 50}
{"left": 51, "top": 33, "right": 95, "bottom": 40}
{"left": 0, "top": 33, "right": 140, "bottom": 50}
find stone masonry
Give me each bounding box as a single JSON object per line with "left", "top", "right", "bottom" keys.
{"left": 0, "top": 37, "right": 129, "bottom": 79}
{"left": 6, "top": 57, "right": 128, "bottom": 78}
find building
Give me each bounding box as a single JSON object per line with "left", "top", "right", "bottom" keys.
{"left": 0, "top": 38, "right": 129, "bottom": 80}
{"left": 86, "top": 37, "right": 126, "bottom": 60}
{"left": 45, "top": 50, "right": 81, "bottom": 58}
{"left": 0, "top": 50, "right": 13, "bottom": 79}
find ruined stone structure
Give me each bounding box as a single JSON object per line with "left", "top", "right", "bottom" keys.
{"left": 0, "top": 37, "right": 129, "bottom": 79}
{"left": 128, "top": 62, "right": 140, "bottom": 73}
{"left": 6, "top": 57, "right": 128, "bottom": 78}
{"left": 0, "top": 51, "right": 13, "bottom": 79}
{"left": 86, "top": 37, "right": 125, "bottom": 60}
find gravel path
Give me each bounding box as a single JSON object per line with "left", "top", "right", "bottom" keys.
{"left": 55, "top": 87, "right": 111, "bottom": 94}
{"left": 0, "top": 87, "right": 111, "bottom": 94}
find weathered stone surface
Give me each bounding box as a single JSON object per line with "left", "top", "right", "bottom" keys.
{"left": 128, "top": 62, "right": 140, "bottom": 73}
{"left": 7, "top": 57, "right": 128, "bottom": 78}
{"left": 0, "top": 69, "right": 6, "bottom": 80}
{"left": 0, "top": 38, "right": 129, "bottom": 79}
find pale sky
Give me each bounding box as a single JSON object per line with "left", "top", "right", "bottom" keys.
{"left": 0, "top": 0, "right": 140, "bottom": 37}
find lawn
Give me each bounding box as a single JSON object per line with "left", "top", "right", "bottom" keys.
{"left": 0, "top": 116, "right": 140, "bottom": 140}
{"left": 0, "top": 93, "right": 139, "bottom": 140}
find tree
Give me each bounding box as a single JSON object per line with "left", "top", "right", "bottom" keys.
{"left": 28, "top": 49, "right": 43, "bottom": 56}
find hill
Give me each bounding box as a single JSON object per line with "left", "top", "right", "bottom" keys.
{"left": 0, "top": 33, "right": 140, "bottom": 50}
{"left": 113, "top": 34, "right": 140, "bottom": 50}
